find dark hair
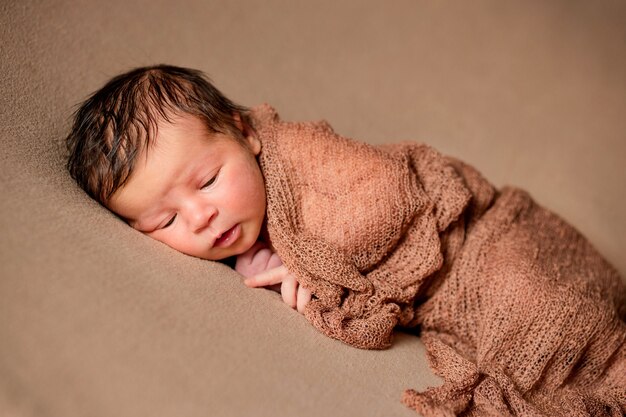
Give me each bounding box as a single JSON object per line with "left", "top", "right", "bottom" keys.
{"left": 66, "top": 64, "right": 249, "bottom": 204}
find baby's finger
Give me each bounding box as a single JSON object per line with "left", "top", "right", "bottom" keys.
{"left": 281, "top": 275, "right": 298, "bottom": 309}
{"left": 266, "top": 252, "right": 283, "bottom": 269}
{"left": 296, "top": 284, "right": 312, "bottom": 314}
{"left": 244, "top": 265, "right": 288, "bottom": 287}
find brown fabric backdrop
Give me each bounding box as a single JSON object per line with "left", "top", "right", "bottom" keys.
{"left": 1, "top": 1, "right": 625, "bottom": 416}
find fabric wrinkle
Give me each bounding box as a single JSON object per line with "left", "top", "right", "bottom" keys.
{"left": 250, "top": 103, "right": 626, "bottom": 416}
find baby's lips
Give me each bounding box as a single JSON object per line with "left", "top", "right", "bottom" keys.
{"left": 213, "top": 224, "right": 240, "bottom": 248}
{"left": 209, "top": 226, "right": 227, "bottom": 248}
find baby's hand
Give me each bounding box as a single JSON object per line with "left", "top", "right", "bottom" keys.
{"left": 235, "top": 241, "right": 282, "bottom": 278}
{"left": 235, "top": 241, "right": 312, "bottom": 314}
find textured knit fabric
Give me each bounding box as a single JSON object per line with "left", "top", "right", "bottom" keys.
{"left": 250, "top": 104, "right": 626, "bottom": 416}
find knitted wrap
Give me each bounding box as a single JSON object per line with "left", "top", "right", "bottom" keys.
{"left": 250, "top": 104, "right": 626, "bottom": 416}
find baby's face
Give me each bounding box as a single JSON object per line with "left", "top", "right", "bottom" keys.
{"left": 107, "top": 113, "right": 266, "bottom": 261}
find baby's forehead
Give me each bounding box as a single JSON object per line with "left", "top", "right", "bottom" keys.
{"left": 124, "top": 110, "right": 245, "bottom": 182}
{"left": 156, "top": 111, "right": 212, "bottom": 137}
{"left": 137, "top": 112, "right": 206, "bottom": 152}
{"left": 137, "top": 112, "right": 234, "bottom": 166}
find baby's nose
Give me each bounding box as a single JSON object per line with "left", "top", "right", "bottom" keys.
{"left": 187, "top": 203, "right": 217, "bottom": 233}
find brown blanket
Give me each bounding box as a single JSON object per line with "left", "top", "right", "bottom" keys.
{"left": 250, "top": 104, "right": 626, "bottom": 416}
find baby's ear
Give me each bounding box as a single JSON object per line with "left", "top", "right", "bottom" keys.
{"left": 245, "top": 132, "right": 261, "bottom": 156}
{"left": 234, "top": 112, "right": 261, "bottom": 155}
{"left": 233, "top": 112, "right": 244, "bottom": 131}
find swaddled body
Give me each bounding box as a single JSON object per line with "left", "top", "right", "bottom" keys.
{"left": 251, "top": 104, "right": 626, "bottom": 416}
{"left": 65, "top": 63, "right": 625, "bottom": 416}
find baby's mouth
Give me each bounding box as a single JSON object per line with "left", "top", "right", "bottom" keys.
{"left": 213, "top": 224, "right": 240, "bottom": 248}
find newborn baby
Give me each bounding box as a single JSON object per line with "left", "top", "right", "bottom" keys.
{"left": 67, "top": 64, "right": 311, "bottom": 312}
{"left": 66, "top": 64, "right": 626, "bottom": 417}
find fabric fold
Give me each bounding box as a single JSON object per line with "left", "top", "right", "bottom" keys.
{"left": 250, "top": 104, "right": 626, "bottom": 415}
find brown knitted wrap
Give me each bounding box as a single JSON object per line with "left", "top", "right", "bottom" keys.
{"left": 251, "top": 104, "right": 626, "bottom": 416}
